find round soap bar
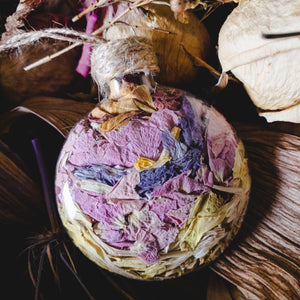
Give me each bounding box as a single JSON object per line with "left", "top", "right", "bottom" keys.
{"left": 55, "top": 85, "right": 250, "bottom": 280}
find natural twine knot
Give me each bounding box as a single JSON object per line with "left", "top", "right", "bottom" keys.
{"left": 90, "top": 37, "right": 160, "bottom": 88}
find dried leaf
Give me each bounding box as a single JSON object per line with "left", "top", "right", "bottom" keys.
{"left": 206, "top": 271, "right": 233, "bottom": 300}
{"left": 211, "top": 123, "right": 300, "bottom": 299}
{"left": 0, "top": 139, "right": 43, "bottom": 224}
{"left": 11, "top": 96, "right": 95, "bottom": 137}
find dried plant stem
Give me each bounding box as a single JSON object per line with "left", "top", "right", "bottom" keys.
{"left": 32, "top": 138, "right": 59, "bottom": 231}
{"left": 72, "top": 0, "right": 116, "bottom": 22}
{"left": 92, "top": 0, "right": 153, "bottom": 36}
{"left": 110, "top": 21, "right": 176, "bottom": 35}
{"left": 180, "top": 44, "right": 238, "bottom": 85}
{"left": 28, "top": 250, "right": 37, "bottom": 289}
{"left": 34, "top": 247, "right": 47, "bottom": 300}
{"left": 181, "top": 44, "right": 221, "bottom": 76}
{"left": 24, "top": 42, "right": 81, "bottom": 71}
{"left": 0, "top": 28, "right": 102, "bottom": 52}
{"left": 263, "top": 31, "right": 300, "bottom": 39}
{"left": 62, "top": 242, "right": 78, "bottom": 274}
{"left": 59, "top": 252, "right": 96, "bottom": 300}
{"left": 100, "top": 270, "right": 136, "bottom": 300}
{"left": 26, "top": 137, "right": 96, "bottom": 299}
{"left": 46, "top": 243, "right": 60, "bottom": 289}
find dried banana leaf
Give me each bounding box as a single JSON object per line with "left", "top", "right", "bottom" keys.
{"left": 211, "top": 123, "right": 300, "bottom": 299}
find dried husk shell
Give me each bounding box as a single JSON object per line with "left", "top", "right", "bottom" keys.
{"left": 218, "top": 0, "right": 300, "bottom": 123}
{"left": 0, "top": 40, "right": 80, "bottom": 106}
{"left": 102, "top": 3, "right": 210, "bottom": 89}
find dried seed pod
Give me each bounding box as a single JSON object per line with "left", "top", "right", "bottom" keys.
{"left": 218, "top": 0, "right": 300, "bottom": 123}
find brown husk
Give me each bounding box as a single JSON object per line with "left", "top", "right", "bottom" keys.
{"left": 0, "top": 40, "right": 81, "bottom": 107}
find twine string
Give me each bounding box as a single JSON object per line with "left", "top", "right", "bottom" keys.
{"left": 0, "top": 28, "right": 103, "bottom": 52}
{"left": 90, "top": 36, "right": 159, "bottom": 89}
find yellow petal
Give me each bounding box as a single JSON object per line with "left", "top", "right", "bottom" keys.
{"left": 134, "top": 157, "right": 155, "bottom": 171}
{"left": 171, "top": 126, "right": 181, "bottom": 140}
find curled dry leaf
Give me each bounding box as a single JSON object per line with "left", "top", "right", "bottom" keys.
{"left": 102, "top": 3, "right": 210, "bottom": 89}
{"left": 11, "top": 96, "right": 95, "bottom": 137}
{"left": 218, "top": 0, "right": 300, "bottom": 123}
{"left": 211, "top": 123, "right": 300, "bottom": 299}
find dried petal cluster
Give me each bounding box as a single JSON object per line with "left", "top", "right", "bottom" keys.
{"left": 55, "top": 78, "right": 250, "bottom": 279}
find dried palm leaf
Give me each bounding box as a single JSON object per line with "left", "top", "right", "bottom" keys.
{"left": 0, "top": 139, "right": 43, "bottom": 224}
{"left": 211, "top": 123, "right": 300, "bottom": 299}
